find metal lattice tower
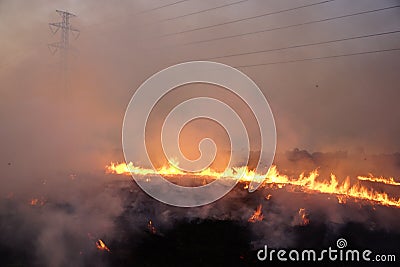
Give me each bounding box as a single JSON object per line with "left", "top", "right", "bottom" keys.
{"left": 48, "top": 10, "right": 79, "bottom": 63}
{"left": 48, "top": 10, "right": 79, "bottom": 91}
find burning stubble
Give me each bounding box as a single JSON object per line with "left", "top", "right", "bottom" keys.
{"left": 106, "top": 160, "right": 400, "bottom": 208}
{"left": 1, "top": 150, "right": 400, "bottom": 266}
{"left": 1, "top": 0, "right": 400, "bottom": 266}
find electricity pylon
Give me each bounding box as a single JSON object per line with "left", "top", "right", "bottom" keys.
{"left": 48, "top": 10, "right": 79, "bottom": 57}
{"left": 48, "top": 10, "right": 79, "bottom": 91}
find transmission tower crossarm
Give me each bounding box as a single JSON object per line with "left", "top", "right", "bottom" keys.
{"left": 56, "top": 9, "right": 76, "bottom": 17}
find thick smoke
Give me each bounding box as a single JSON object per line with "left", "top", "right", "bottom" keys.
{"left": 1, "top": 0, "right": 399, "bottom": 266}
{"left": 1, "top": 150, "right": 400, "bottom": 266}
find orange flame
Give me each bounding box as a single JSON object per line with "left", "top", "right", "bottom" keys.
{"left": 248, "top": 204, "right": 264, "bottom": 223}
{"left": 357, "top": 174, "right": 400, "bottom": 186}
{"left": 96, "top": 239, "right": 110, "bottom": 252}
{"left": 29, "top": 198, "right": 45, "bottom": 206}
{"left": 147, "top": 220, "right": 157, "bottom": 234}
{"left": 105, "top": 162, "right": 400, "bottom": 208}
{"left": 337, "top": 195, "right": 348, "bottom": 204}
{"left": 298, "top": 208, "right": 310, "bottom": 226}
{"left": 262, "top": 167, "right": 400, "bottom": 208}
{"left": 29, "top": 199, "right": 39, "bottom": 206}
{"left": 105, "top": 162, "right": 265, "bottom": 182}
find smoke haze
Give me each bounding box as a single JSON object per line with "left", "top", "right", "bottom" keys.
{"left": 1, "top": 0, "right": 400, "bottom": 266}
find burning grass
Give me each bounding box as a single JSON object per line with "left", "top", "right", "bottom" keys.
{"left": 106, "top": 162, "right": 400, "bottom": 208}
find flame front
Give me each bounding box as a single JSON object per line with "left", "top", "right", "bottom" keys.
{"left": 105, "top": 162, "right": 400, "bottom": 208}
{"left": 263, "top": 166, "right": 400, "bottom": 208}
{"left": 105, "top": 162, "right": 258, "bottom": 180}
{"left": 357, "top": 174, "right": 400, "bottom": 186}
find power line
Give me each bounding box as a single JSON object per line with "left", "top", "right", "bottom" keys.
{"left": 138, "top": 0, "right": 192, "bottom": 14}
{"left": 232, "top": 47, "right": 400, "bottom": 68}
{"left": 180, "top": 5, "right": 400, "bottom": 47}
{"left": 207, "top": 29, "right": 400, "bottom": 60}
{"left": 157, "top": 0, "right": 249, "bottom": 23}
{"left": 133, "top": 0, "right": 250, "bottom": 35}
{"left": 161, "top": 0, "right": 336, "bottom": 37}
{"left": 82, "top": 0, "right": 192, "bottom": 30}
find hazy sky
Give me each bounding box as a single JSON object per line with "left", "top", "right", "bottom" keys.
{"left": 1, "top": 0, "right": 400, "bottom": 175}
